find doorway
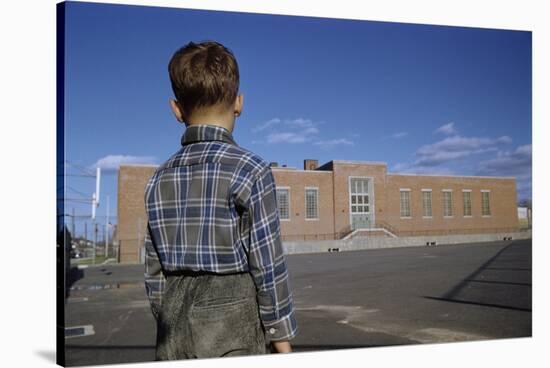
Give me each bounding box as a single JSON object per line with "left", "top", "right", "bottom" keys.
{"left": 349, "top": 177, "right": 374, "bottom": 230}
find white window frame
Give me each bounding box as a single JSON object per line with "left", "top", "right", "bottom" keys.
{"left": 442, "top": 189, "right": 454, "bottom": 218}
{"left": 276, "top": 186, "right": 291, "bottom": 221}
{"left": 421, "top": 188, "right": 433, "bottom": 218}
{"left": 348, "top": 176, "right": 375, "bottom": 228}
{"left": 400, "top": 188, "right": 412, "bottom": 219}
{"left": 481, "top": 189, "right": 491, "bottom": 217}
{"left": 304, "top": 186, "right": 319, "bottom": 221}
{"left": 462, "top": 189, "right": 472, "bottom": 218}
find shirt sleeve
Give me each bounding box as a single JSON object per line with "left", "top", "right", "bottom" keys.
{"left": 246, "top": 165, "right": 298, "bottom": 341}
{"left": 144, "top": 221, "right": 166, "bottom": 322}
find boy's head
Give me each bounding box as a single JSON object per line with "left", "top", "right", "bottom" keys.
{"left": 168, "top": 41, "right": 243, "bottom": 126}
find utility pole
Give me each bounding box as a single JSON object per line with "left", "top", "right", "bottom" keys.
{"left": 91, "top": 167, "right": 101, "bottom": 264}
{"left": 93, "top": 222, "right": 98, "bottom": 265}
{"left": 84, "top": 222, "right": 87, "bottom": 242}
{"left": 71, "top": 208, "right": 75, "bottom": 241}
{"left": 105, "top": 195, "right": 110, "bottom": 259}
{"left": 92, "top": 167, "right": 101, "bottom": 220}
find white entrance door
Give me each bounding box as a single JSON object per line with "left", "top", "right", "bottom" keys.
{"left": 349, "top": 177, "right": 373, "bottom": 230}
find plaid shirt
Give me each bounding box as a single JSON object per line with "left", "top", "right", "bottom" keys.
{"left": 143, "top": 124, "right": 297, "bottom": 341}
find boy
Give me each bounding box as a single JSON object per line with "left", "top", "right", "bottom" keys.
{"left": 143, "top": 40, "right": 297, "bottom": 360}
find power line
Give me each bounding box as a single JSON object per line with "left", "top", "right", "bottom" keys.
{"left": 65, "top": 160, "right": 96, "bottom": 177}
{"left": 67, "top": 185, "right": 91, "bottom": 198}
{"left": 65, "top": 174, "right": 96, "bottom": 178}
{"left": 59, "top": 198, "right": 94, "bottom": 204}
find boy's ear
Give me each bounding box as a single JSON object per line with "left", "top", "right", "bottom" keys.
{"left": 234, "top": 94, "right": 244, "bottom": 117}
{"left": 169, "top": 98, "right": 186, "bottom": 124}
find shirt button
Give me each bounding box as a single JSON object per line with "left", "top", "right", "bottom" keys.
{"left": 269, "top": 328, "right": 276, "bottom": 334}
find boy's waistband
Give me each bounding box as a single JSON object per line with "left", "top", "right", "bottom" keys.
{"left": 164, "top": 268, "right": 248, "bottom": 278}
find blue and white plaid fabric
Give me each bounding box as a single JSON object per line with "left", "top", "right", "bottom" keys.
{"left": 144, "top": 124, "right": 297, "bottom": 341}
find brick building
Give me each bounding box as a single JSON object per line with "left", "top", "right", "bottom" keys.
{"left": 116, "top": 159, "right": 519, "bottom": 263}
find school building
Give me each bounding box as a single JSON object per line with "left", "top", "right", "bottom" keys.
{"left": 116, "top": 159, "right": 519, "bottom": 263}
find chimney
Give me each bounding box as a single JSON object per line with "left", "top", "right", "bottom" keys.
{"left": 304, "top": 159, "right": 318, "bottom": 171}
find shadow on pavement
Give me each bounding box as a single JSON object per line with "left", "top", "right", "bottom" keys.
{"left": 422, "top": 296, "right": 532, "bottom": 312}
{"left": 424, "top": 240, "right": 532, "bottom": 313}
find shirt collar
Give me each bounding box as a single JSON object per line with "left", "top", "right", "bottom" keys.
{"left": 181, "top": 124, "right": 237, "bottom": 147}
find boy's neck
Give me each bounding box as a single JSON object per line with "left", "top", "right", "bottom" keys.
{"left": 185, "top": 109, "right": 235, "bottom": 133}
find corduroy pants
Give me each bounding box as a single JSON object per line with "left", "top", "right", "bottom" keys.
{"left": 155, "top": 270, "right": 267, "bottom": 360}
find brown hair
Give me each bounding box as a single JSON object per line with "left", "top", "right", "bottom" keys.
{"left": 168, "top": 41, "right": 240, "bottom": 118}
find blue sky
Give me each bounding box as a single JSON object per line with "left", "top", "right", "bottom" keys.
{"left": 63, "top": 1, "right": 532, "bottom": 236}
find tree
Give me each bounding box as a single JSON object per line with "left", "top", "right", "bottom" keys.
{"left": 518, "top": 198, "right": 532, "bottom": 209}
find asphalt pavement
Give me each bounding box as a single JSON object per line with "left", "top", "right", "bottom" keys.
{"left": 64, "top": 238, "right": 532, "bottom": 366}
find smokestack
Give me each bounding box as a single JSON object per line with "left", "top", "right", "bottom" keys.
{"left": 304, "top": 159, "right": 318, "bottom": 170}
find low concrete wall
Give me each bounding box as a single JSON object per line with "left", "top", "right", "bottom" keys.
{"left": 282, "top": 230, "right": 532, "bottom": 255}
{"left": 283, "top": 240, "right": 342, "bottom": 254}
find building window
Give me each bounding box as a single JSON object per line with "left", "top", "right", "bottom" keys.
{"left": 276, "top": 188, "right": 290, "bottom": 220}
{"left": 442, "top": 190, "right": 453, "bottom": 217}
{"left": 350, "top": 178, "right": 370, "bottom": 214}
{"left": 305, "top": 187, "right": 319, "bottom": 220}
{"left": 481, "top": 190, "right": 491, "bottom": 216}
{"left": 462, "top": 190, "right": 472, "bottom": 217}
{"left": 422, "top": 189, "right": 432, "bottom": 217}
{"left": 400, "top": 189, "right": 411, "bottom": 218}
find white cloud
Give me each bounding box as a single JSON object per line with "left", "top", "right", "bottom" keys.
{"left": 392, "top": 132, "right": 408, "bottom": 139}
{"left": 91, "top": 155, "right": 157, "bottom": 172}
{"left": 313, "top": 138, "right": 355, "bottom": 148}
{"left": 284, "top": 118, "right": 317, "bottom": 129}
{"left": 496, "top": 136, "right": 513, "bottom": 144}
{"left": 255, "top": 117, "right": 353, "bottom": 147}
{"left": 434, "top": 122, "right": 457, "bottom": 135}
{"left": 251, "top": 118, "right": 281, "bottom": 133}
{"left": 267, "top": 132, "right": 310, "bottom": 144}
{"left": 476, "top": 144, "right": 532, "bottom": 200}
{"left": 255, "top": 117, "right": 341, "bottom": 146}
{"left": 414, "top": 135, "right": 512, "bottom": 167}
{"left": 390, "top": 127, "right": 515, "bottom": 178}
{"left": 417, "top": 135, "right": 509, "bottom": 155}
{"left": 416, "top": 147, "right": 501, "bottom": 167}
{"left": 477, "top": 144, "right": 531, "bottom": 177}
{"left": 514, "top": 144, "right": 532, "bottom": 155}
{"left": 252, "top": 117, "right": 323, "bottom": 133}
{"left": 304, "top": 127, "right": 320, "bottom": 135}
{"left": 393, "top": 139, "right": 531, "bottom": 200}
